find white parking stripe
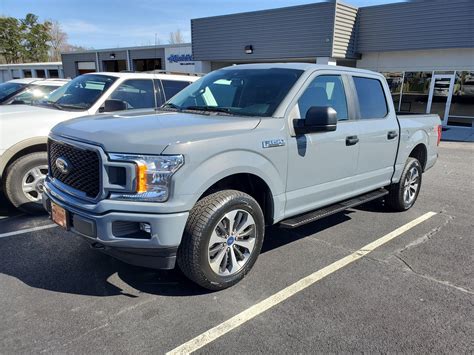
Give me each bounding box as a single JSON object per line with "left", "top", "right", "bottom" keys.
{"left": 167, "top": 211, "right": 437, "bottom": 355}
{"left": 0, "top": 224, "right": 57, "bottom": 238}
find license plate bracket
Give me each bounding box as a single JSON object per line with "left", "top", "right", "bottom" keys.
{"left": 51, "top": 202, "right": 69, "bottom": 230}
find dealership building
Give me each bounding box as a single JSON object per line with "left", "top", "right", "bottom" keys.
{"left": 62, "top": 0, "right": 473, "bottom": 128}
{"left": 61, "top": 43, "right": 210, "bottom": 77}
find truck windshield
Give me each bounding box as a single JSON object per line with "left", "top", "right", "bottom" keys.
{"left": 165, "top": 68, "right": 304, "bottom": 117}
{"left": 38, "top": 74, "right": 117, "bottom": 111}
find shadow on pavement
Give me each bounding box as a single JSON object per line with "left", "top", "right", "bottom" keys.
{"left": 0, "top": 209, "right": 354, "bottom": 297}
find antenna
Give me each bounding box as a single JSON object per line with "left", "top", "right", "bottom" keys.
{"left": 155, "top": 33, "right": 158, "bottom": 70}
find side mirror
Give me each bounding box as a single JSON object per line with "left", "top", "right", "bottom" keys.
{"left": 293, "top": 106, "right": 337, "bottom": 134}
{"left": 101, "top": 99, "right": 127, "bottom": 113}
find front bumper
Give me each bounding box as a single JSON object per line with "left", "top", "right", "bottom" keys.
{"left": 43, "top": 181, "right": 189, "bottom": 270}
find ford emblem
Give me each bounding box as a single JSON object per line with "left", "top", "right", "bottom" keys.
{"left": 55, "top": 157, "right": 71, "bottom": 175}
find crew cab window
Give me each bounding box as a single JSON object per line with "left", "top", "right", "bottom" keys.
{"left": 297, "top": 75, "right": 348, "bottom": 120}
{"left": 161, "top": 80, "right": 191, "bottom": 100}
{"left": 109, "top": 79, "right": 155, "bottom": 109}
{"left": 353, "top": 77, "right": 388, "bottom": 119}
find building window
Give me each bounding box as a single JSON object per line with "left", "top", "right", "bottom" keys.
{"left": 133, "top": 59, "right": 162, "bottom": 72}
{"left": 400, "top": 72, "right": 432, "bottom": 114}
{"left": 48, "top": 69, "right": 59, "bottom": 78}
{"left": 103, "top": 60, "right": 127, "bottom": 72}
{"left": 382, "top": 72, "right": 403, "bottom": 111}
{"left": 36, "top": 69, "right": 46, "bottom": 78}
{"left": 449, "top": 71, "right": 474, "bottom": 127}
{"left": 23, "top": 69, "right": 32, "bottom": 78}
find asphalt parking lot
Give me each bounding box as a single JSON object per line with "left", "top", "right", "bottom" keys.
{"left": 0, "top": 141, "right": 472, "bottom": 353}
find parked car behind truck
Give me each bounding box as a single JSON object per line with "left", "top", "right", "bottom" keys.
{"left": 0, "top": 78, "right": 69, "bottom": 105}
{"left": 43, "top": 63, "right": 441, "bottom": 290}
{"left": 0, "top": 72, "right": 199, "bottom": 213}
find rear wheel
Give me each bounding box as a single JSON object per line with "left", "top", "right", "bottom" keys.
{"left": 4, "top": 152, "right": 48, "bottom": 214}
{"left": 178, "top": 190, "right": 265, "bottom": 290}
{"left": 386, "top": 157, "right": 422, "bottom": 211}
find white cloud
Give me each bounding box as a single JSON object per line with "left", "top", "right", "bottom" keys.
{"left": 62, "top": 20, "right": 101, "bottom": 34}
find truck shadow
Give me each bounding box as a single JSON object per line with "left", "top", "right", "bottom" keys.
{"left": 0, "top": 211, "right": 353, "bottom": 298}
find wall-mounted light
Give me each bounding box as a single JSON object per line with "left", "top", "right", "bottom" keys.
{"left": 245, "top": 45, "right": 253, "bottom": 54}
{"left": 110, "top": 53, "right": 116, "bottom": 59}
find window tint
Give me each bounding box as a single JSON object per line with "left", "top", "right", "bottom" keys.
{"left": 162, "top": 80, "right": 191, "bottom": 100}
{"left": 353, "top": 77, "right": 388, "bottom": 119}
{"left": 109, "top": 79, "right": 155, "bottom": 110}
{"left": 167, "top": 68, "right": 304, "bottom": 117}
{"left": 297, "top": 75, "right": 348, "bottom": 120}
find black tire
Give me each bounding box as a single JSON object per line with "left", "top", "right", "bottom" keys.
{"left": 386, "top": 157, "right": 423, "bottom": 212}
{"left": 4, "top": 152, "right": 48, "bottom": 214}
{"left": 177, "top": 190, "right": 265, "bottom": 290}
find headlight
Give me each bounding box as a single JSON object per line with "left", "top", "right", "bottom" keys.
{"left": 109, "top": 154, "right": 184, "bottom": 202}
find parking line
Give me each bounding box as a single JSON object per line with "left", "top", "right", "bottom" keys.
{"left": 0, "top": 224, "right": 57, "bottom": 238}
{"left": 167, "top": 211, "right": 437, "bottom": 355}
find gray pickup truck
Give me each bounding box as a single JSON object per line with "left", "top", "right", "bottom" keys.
{"left": 43, "top": 63, "right": 441, "bottom": 290}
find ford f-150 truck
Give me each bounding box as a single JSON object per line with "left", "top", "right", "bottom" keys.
{"left": 43, "top": 63, "right": 441, "bottom": 290}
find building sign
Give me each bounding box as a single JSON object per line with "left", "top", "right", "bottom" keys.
{"left": 167, "top": 54, "right": 195, "bottom": 66}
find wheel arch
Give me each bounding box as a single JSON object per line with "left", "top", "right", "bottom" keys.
{"left": 409, "top": 143, "right": 428, "bottom": 171}
{"left": 198, "top": 172, "right": 275, "bottom": 225}
{"left": 0, "top": 137, "right": 48, "bottom": 181}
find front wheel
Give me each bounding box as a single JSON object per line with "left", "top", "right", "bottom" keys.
{"left": 386, "top": 157, "right": 423, "bottom": 211}
{"left": 4, "top": 152, "right": 48, "bottom": 214}
{"left": 178, "top": 190, "right": 265, "bottom": 290}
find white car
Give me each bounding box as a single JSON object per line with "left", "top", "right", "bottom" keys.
{"left": 0, "top": 71, "right": 199, "bottom": 213}
{"left": 0, "top": 78, "right": 69, "bottom": 105}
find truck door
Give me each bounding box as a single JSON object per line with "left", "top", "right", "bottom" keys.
{"left": 285, "top": 73, "right": 360, "bottom": 218}
{"left": 350, "top": 75, "right": 399, "bottom": 191}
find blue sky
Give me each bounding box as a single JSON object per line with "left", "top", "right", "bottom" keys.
{"left": 1, "top": 0, "right": 404, "bottom": 48}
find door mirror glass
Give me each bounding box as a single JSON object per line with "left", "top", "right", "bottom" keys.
{"left": 293, "top": 106, "right": 337, "bottom": 134}
{"left": 101, "top": 99, "right": 127, "bottom": 112}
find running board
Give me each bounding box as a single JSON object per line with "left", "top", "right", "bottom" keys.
{"left": 279, "top": 189, "right": 389, "bottom": 229}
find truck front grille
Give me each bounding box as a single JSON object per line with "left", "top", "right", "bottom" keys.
{"left": 48, "top": 139, "right": 101, "bottom": 198}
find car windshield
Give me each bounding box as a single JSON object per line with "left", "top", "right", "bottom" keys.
{"left": 9, "top": 85, "right": 61, "bottom": 105}
{"left": 165, "top": 68, "right": 304, "bottom": 117}
{"left": 38, "top": 74, "right": 117, "bottom": 110}
{"left": 0, "top": 82, "right": 26, "bottom": 101}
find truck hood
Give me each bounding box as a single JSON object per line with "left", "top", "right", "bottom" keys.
{"left": 51, "top": 111, "right": 261, "bottom": 154}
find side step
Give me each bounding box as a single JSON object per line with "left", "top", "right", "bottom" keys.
{"left": 279, "top": 188, "right": 389, "bottom": 229}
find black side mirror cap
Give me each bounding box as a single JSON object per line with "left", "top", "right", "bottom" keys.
{"left": 100, "top": 99, "right": 127, "bottom": 113}
{"left": 293, "top": 106, "right": 337, "bottom": 134}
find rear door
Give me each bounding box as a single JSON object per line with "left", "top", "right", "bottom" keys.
{"left": 350, "top": 75, "right": 399, "bottom": 191}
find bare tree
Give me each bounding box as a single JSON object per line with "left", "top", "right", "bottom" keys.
{"left": 48, "top": 20, "right": 67, "bottom": 61}
{"left": 168, "top": 29, "right": 185, "bottom": 44}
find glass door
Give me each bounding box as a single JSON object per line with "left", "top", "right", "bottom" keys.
{"left": 427, "top": 75, "right": 455, "bottom": 127}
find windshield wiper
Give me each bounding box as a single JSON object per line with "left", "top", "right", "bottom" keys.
{"left": 184, "top": 106, "right": 234, "bottom": 115}
{"left": 161, "top": 102, "right": 182, "bottom": 110}
{"left": 53, "top": 103, "right": 86, "bottom": 111}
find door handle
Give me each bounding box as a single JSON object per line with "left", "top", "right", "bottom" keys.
{"left": 346, "top": 135, "right": 359, "bottom": 146}
{"left": 387, "top": 131, "right": 398, "bottom": 140}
